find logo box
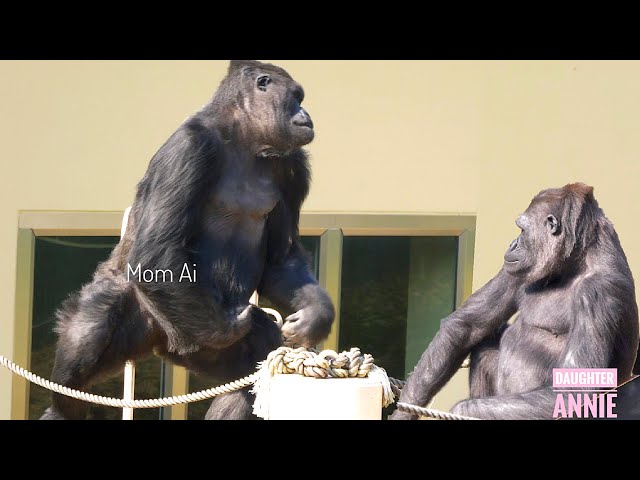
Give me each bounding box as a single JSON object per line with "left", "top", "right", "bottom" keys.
{"left": 552, "top": 368, "right": 617, "bottom": 388}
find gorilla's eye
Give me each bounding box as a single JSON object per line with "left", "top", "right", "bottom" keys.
{"left": 293, "top": 86, "right": 304, "bottom": 103}
{"left": 256, "top": 75, "right": 271, "bottom": 91}
{"left": 546, "top": 214, "right": 560, "bottom": 235}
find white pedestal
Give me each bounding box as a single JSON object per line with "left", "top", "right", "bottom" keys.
{"left": 267, "top": 374, "right": 383, "bottom": 420}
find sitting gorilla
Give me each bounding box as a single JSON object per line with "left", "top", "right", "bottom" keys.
{"left": 391, "top": 183, "right": 639, "bottom": 420}
{"left": 41, "top": 60, "right": 335, "bottom": 420}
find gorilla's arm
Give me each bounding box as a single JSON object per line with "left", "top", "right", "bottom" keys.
{"left": 258, "top": 150, "right": 334, "bottom": 347}
{"left": 128, "top": 121, "right": 216, "bottom": 266}
{"left": 450, "top": 277, "right": 617, "bottom": 419}
{"left": 259, "top": 240, "right": 334, "bottom": 347}
{"left": 127, "top": 119, "right": 252, "bottom": 354}
{"left": 390, "top": 268, "right": 521, "bottom": 420}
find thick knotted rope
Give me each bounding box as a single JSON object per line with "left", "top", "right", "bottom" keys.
{"left": 251, "top": 346, "right": 396, "bottom": 419}
{"left": 258, "top": 346, "right": 375, "bottom": 378}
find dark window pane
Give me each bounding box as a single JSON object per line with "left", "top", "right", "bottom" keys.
{"left": 30, "top": 236, "right": 164, "bottom": 420}
{"left": 404, "top": 237, "right": 459, "bottom": 375}
{"left": 186, "top": 235, "right": 320, "bottom": 419}
{"left": 339, "top": 237, "right": 409, "bottom": 380}
{"left": 339, "top": 236, "right": 458, "bottom": 380}
{"left": 186, "top": 375, "right": 213, "bottom": 420}
{"left": 300, "top": 235, "right": 320, "bottom": 278}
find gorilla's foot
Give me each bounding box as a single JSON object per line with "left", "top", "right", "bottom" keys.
{"left": 40, "top": 406, "right": 69, "bottom": 420}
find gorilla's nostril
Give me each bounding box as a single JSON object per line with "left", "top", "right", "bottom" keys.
{"left": 509, "top": 238, "right": 519, "bottom": 252}
{"left": 293, "top": 108, "right": 313, "bottom": 128}
{"left": 294, "top": 117, "right": 313, "bottom": 128}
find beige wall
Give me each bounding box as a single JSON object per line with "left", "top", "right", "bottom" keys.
{"left": 1, "top": 60, "right": 640, "bottom": 419}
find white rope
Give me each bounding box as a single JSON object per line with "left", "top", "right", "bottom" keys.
{"left": 0, "top": 354, "right": 256, "bottom": 408}
{"left": 396, "top": 402, "right": 479, "bottom": 420}
{"left": 1, "top": 351, "right": 476, "bottom": 420}
{"left": 261, "top": 308, "right": 283, "bottom": 326}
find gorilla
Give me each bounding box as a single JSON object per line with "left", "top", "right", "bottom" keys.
{"left": 41, "top": 60, "right": 335, "bottom": 420}
{"left": 391, "top": 183, "right": 639, "bottom": 420}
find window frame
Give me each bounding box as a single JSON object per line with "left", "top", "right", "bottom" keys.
{"left": 303, "top": 213, "right": 475, "bottom": 351}
{"left": 12, "top": 211, "right": 476, "bottom": 419}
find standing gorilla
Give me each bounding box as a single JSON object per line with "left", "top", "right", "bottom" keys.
{"left": 391, "top": 183, "right": 639, "bottom": 420}
{"left": 41, "top": 60, "right": 335, "bottom": 420}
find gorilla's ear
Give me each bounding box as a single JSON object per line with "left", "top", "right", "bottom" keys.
{"left": 546, "top": 214, "right": 560, "bottom": 235}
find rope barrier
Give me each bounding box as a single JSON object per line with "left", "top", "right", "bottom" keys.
{"left": 0, "top": 347, "right": 477, "bottom": 420}
{"left": 0, "top": 354, "right": 256, "bottom": 409}
{"left": 396, "top": 402, "right": 479, "bottom": 420}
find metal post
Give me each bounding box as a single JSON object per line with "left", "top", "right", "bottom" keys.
{"left": 250, "top": 291, "right": 259, "bottom": 305}
{"left": 122, "top": 360, "right": 136, "bottom": 420}
{"left": 120, "top": 207, "right": 135, "bottom": 420}
{"left": 318, "top": 228, "right": 343, "bottom": 351}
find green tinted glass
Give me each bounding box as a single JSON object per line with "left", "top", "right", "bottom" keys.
{"left": 339, "top": 236, "right": 458, "bottom": 380}
{"left": 30, "top": 236, "right": 164, "bottom": 420}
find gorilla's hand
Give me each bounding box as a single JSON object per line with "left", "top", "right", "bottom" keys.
{"left": 281, "top": 297, "right": 334, "bottom": 347}
{"left": 214, "top": 304, "right": 279, "bottom": 349}
{"left": 226, "top": 304, "right": 255, "bottom": 326}
{"left": 235, "top": 304, "right": 282, "bottom": 333}
{"left": 203, "top": 304, "right": 255, "bottom": 350}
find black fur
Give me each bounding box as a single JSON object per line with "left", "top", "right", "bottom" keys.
{"left": 391, "top": 183, "right": 639, "bottom": 420}
{"left": 41, "top": 60, "right": 334, "bottom": 420}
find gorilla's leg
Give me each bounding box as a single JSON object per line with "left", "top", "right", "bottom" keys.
{"left": 204, "top": 308, "right": 282, "bottom": 420}
{"left": 469, "top": 324, "right": 509, "bottom": 399}
{"left": 41, "top": 277, "right": 158, "bottom": 420}
{"left": 204, "top": 389, "right": 256, "bottom": 420}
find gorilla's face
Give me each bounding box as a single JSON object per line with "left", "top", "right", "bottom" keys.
{"left": 503, "top": 197, "right": 564, "bottom": 283}
{"left": 226, "top": 61, "right": 314, "bottom": 154}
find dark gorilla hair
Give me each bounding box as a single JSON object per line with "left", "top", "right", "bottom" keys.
{"left": 41, "top": 60, "right": 334, "bottom": 420}
{"left": 392, "top": 183, "right": 639, "bottom": 420}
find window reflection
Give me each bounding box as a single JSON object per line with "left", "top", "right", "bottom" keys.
{"left": 30, "top": 236, "right": 164, "bottom": 420}
{"left": 339, "top": 237, "right": 457, "bottom": 380}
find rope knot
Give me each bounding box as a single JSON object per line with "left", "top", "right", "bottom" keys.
{"left": 250, "top": 346, "right": 397, "bottom": 419}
